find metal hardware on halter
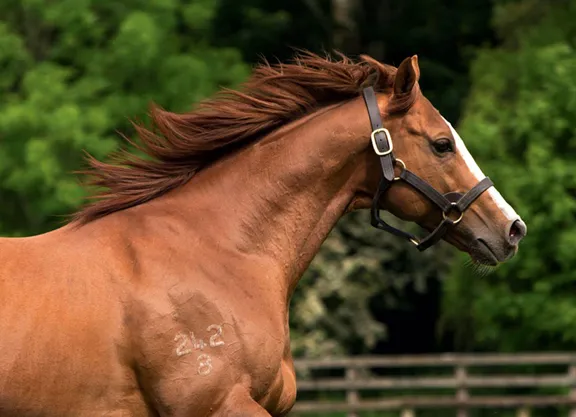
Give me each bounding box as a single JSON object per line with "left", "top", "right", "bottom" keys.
{"left": 362, "top": 86, "right": 494, "bottom": 252}
{"left": 442, "top": 202, "right": 464, "bottom": 224}
{"left": 393, "top": 159, "right": 406, "bottom": 181}
{"left": 370, "top": 128, "right": 393, "bottom": 156}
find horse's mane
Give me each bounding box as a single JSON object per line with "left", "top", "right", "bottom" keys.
{"left": 73, "top": 51, "right": 418, "bottom": 224}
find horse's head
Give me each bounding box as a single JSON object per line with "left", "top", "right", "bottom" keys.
{"left": 362, "top": 55, "right": 525, "bottom": 265}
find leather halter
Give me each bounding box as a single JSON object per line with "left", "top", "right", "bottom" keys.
{"left": 362, "top": 86, "right": 494, "bottom": 251}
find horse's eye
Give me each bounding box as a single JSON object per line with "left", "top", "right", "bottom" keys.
{"left": 433, "top": 139, "right": 453, "bottom": 154}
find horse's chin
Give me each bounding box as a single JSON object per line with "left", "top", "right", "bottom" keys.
{"left": 468, "top": 239, "right": 499, "bottom": 266}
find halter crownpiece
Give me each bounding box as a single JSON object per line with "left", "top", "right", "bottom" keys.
{"left": 362, "top": 86, "right": 494, "bottom": 251}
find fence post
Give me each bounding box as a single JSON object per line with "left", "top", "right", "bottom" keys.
{"left": 569, "top": 363, "right": 576, "bottom": 417}
{"left": 516, "top": 407, "right": 530, "bottom": 417}
{"left": 346, "top": 366, "right": 359, "bottom": 417}
{"left": 400, "top": 409, "right": 415, "bottom": 417}
{"left": 456, "top": 364, "right": 469, "bottom": 417}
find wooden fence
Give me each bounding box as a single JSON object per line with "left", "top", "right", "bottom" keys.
{"left": 291, "top": 353, "right": 576, "bottom": 416}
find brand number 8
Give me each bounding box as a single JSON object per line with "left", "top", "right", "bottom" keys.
{"left": 197, "top": 354, "right": 212, "bottom": 376}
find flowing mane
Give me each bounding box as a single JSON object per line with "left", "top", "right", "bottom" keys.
{"left": 73, "top": 52, "right": 418, "bottom": 224}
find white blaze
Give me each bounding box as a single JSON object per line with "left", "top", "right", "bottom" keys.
{"left": 443, "top": 117, "right": 519, "bottom": 221}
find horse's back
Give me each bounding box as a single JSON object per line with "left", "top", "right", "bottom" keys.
{"left": 0, "top": 230, "right": 150, "bottom": 416}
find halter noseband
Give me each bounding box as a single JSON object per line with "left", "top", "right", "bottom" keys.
{"left": 362, "top": 86, "right": 494, "bottom": 251}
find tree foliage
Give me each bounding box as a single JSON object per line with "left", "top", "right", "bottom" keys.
{"left": 440, "top": 0, "right": 576, "bottom": 351}
{"left": 291, "top": 213, "right": 452, "bottom": 357}
{"left": 0, "top": 0, "right": 248, "bottom": 235}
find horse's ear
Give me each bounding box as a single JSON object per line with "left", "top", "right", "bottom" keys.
{"left": 393, "top": 55, "right": 420, "bottom": 95}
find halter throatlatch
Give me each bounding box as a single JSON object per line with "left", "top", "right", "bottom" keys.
{"left": 362, "top": 86, "right": 494, "bottom": 251}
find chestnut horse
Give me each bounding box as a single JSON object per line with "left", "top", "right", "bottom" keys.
{"left": 0, "top": 53, "right": 526, "bottom": 416}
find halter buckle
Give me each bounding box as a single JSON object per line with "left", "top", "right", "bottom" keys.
{"left": 370, "top": 128, "right": 393, "bottom": 156}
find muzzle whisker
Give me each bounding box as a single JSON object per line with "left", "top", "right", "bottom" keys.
{"left": 462, "top": 257, "right": 497, "bottom": 277}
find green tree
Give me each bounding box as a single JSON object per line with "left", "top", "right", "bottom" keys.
{"left": 0, "top": 0, "right": 248, "bottom": 235}
{"left": 440, "top": 0, "right": 576, "bottom": 351}
{"left": 291, "top": 213, "right": 452, "bottom": 357}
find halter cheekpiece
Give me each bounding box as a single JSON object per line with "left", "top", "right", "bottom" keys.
{"left": 362, "top": 86, "right": 494, "bottom": 251}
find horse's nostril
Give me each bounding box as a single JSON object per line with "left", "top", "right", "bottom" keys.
{"left": 508, "top": 219, "right": 527, "bottom": 245}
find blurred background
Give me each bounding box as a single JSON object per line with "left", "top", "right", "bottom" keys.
{"left": 1, "top": 0, "right": 576, "bottom": 415}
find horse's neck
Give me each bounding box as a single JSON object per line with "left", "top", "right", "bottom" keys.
{"left": 169, "top": 97, "right": 374, "bottom": 296}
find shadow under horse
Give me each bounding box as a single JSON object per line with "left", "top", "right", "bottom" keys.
{"left": 0, "top": 52, "right": 526, "bottom": 416}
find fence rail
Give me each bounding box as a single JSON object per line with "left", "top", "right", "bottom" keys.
{"left": 291, "top": 353, "right": 576, "bottom": 416}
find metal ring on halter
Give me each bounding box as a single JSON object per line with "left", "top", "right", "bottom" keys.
{"left": 370, "top": 128, "right": 393, "bottom": 156}
{"left": 393, "top": 159, "right": 406, "bottom": 181}
{"left": 409, "top": 237, "right": 419, "bottom": 246}
{"left": 442, "top": 202, "right": 464, "bottom": 224}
